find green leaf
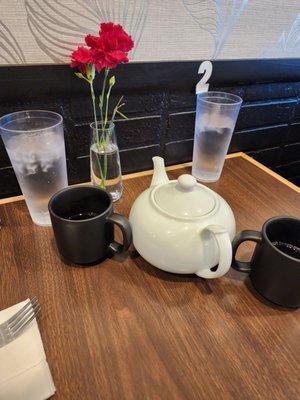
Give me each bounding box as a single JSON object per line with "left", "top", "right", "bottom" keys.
{"left": 75, "top": 72, "right": 90, "bottom": 83}
{"left": 75, "top": 72, "right": 84, "bottom": 79}
{"left": 116, "top": 109, "right": 128, "bottom": 119}
{"left": 109, "top": 76, "right": 115, "bottom": 86}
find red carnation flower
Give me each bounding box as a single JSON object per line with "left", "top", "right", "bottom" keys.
{"left": 100, "top": 22, "right": 134, "bottom": 54}
{"left": 85, "top": 34, "right": 101, "bottom": 48}
{"left": 70, "top": 46, "right": 92, "bottom": 73}
{"left": 84, "top": 22, "right": 134, "bottom": 70}
{"left": 91, "top": 45, "right": 129, "bottom": 70}
{"left": 70, "top": 22, "right": 134, "bottom": 186}
{"left": 90, "top": 46, "right": 106, "bottom": 72}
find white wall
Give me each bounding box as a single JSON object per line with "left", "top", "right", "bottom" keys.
{"left": 0, "top": 0, "right": 299, "bottom": 66}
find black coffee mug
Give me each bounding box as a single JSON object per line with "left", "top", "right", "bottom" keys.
{"left": 48, "top": 186, "right": 132, "bottom": 265}
{"left": 232, "top": 216, "right": 300, "bottom": 308}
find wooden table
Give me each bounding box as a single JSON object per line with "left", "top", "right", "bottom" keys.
{"left": 0, "top": 153, "right": 299, "bottom": 400}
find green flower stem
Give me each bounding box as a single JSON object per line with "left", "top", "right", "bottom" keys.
{"left": 99, "top": 68, "right": 109, "bottom": 187}
{"left": 110, "top": 96, "right": 124, "bottom": 127}
{"left": 102, "top": 79, "right": 114, "bottom": 184}
{"left": 75, "top": 65, "right": 125, "bottom": 191}
{"left": 104, "top": 75, "right": 115, "bottom": 129}
{"left": 100, "top": 68, "right": 109, "bottom": 131}
{"left": 89, "top": 81, "right": 98, "bottom": 132}
{"left": 89, "top": 79, "right": 104, "bottom": 187}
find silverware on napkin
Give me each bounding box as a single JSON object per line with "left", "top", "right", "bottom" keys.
{"left": 0, "top": 298, "right": 40, "bottom": 348}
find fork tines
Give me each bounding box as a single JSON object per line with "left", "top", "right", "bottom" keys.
{"left": 0, "top": 298, "right": 40, "bottom": 347}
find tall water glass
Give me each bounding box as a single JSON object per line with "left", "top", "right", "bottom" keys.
{"left": 192, "top": 92, "right": 242, "bottom": 182}
{"left": 0, "top": 110, "right": 68, "bottom": 226}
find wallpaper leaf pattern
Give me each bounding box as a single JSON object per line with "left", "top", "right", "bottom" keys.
{"left": 182, "top": 0, "right": 248, "bottom": 58}
{"left": 25, "top": 0, "right": 149, "bottom": 62}
{"left": 0, "top": 1, "right": 299, "bottom": 65}
{"left": 262, "top": 13, "right": 300, "bottom": 57}
{"left": 0, "top": 21, "right": 26, "bottom": 64}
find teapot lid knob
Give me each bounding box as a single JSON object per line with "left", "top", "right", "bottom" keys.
{"left": 178, "top": 174, "right": 197, "bottom": 191}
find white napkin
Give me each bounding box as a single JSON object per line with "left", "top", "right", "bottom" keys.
{"left": 0, "top": 300, "right": 56, "bottom": 400}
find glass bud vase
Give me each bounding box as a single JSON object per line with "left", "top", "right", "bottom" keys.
{"left": 90, "top": 122, "right": 123, "bottom": 202}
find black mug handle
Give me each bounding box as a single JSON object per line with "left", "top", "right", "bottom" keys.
{"left": 232, "top": 230, "right": 262, "bottom": 273}
{"left": 106, "top": 213, "right": 132, "bottom": 255}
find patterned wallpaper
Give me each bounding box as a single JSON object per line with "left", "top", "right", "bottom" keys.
{"left": 0, "top": 0, "right": 299, "bottom": 65}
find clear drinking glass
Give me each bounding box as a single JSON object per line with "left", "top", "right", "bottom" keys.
{"left": 192, "top": 91, "right": 242, "bottom": 182}
{"left": 0, "top": 110, "right": 68, "bottom": 226}
{"left": 90, "top": 122, "right": 123, "bottom": 202}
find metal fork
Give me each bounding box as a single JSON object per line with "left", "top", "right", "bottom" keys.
{"left": 0, "top": 298, "right": 40, "bottom": 348}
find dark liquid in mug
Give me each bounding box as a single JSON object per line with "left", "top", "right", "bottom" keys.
{"left": 272, "top": 240, "right": 300, "bottom": 260}
{"left": 68, "top": 211, "right": 99, "bottom": 221}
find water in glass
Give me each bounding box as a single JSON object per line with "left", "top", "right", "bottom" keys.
{"left": 90, "top": 142, "right": 123, "bottom": 202}
{"left": 0, "top": 111, "right": 68, "bottom": 226}
{"left": 192, "top": 127, "right": 232, "bottom": 182}
{"left": 192, "top": 92, "right": 242, "bottom": 182}
{"left": 5, "top": 130, "right": 67, "bottom": 225}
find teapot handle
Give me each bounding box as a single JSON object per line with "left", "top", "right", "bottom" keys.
{"left": 196, "top": 225, "right": 232, "bottom": 279}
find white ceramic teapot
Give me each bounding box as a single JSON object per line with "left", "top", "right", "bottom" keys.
{"left": 129, "top": 157, "right": 236, "bottom": 278}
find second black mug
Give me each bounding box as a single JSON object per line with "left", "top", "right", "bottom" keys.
{"left": 48, "top": 186, "right": 132, "bottom": 265}
{"left": 232, "top": 216, "right": 300, "bottom": 308}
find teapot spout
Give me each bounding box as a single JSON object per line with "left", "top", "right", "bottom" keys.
{"left": 150, "top": 157, "right": 169, "bottom": 187}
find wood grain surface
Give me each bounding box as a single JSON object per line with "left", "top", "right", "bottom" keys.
{"left": 0, "top": 156, "right": 299, "bottom": 400}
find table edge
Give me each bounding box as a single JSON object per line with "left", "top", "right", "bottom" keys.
{"left": 0, "top": 152, "right": 298, "bottom": 206}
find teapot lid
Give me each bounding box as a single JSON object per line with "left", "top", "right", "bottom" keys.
{"left": 152, "top": 174, "right": 216, "bottom": 219}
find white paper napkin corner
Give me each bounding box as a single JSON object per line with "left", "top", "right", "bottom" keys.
{"left": 0, "top": 300, "right": 56, "bottom": 400}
